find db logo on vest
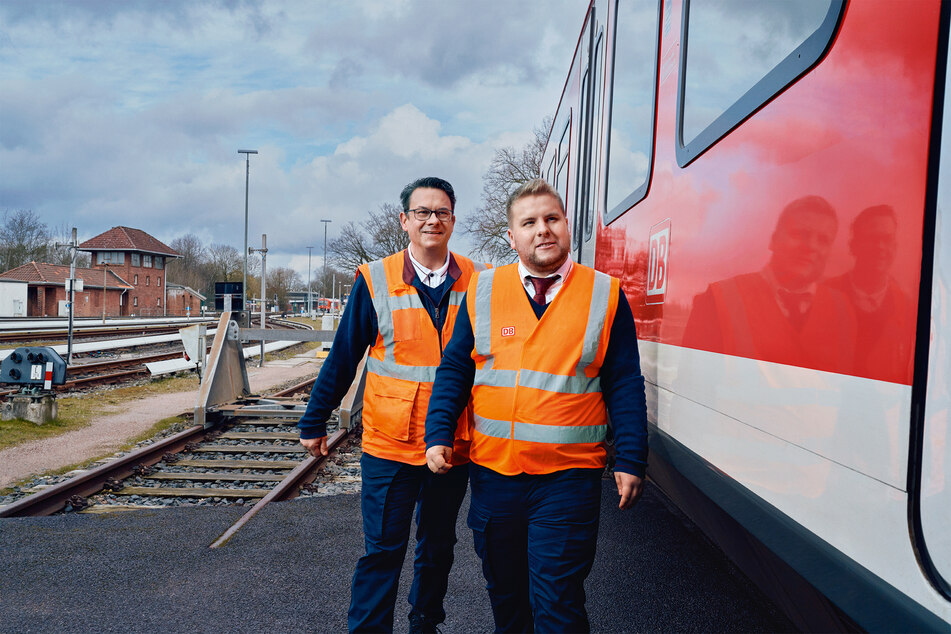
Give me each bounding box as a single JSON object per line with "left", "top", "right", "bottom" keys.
{"left": 501, "top": 326, "right": 516, "bottom": 337}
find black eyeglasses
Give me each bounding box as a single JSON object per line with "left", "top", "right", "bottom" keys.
{"left": 407, "top": 207, "right": 453, "bottom": 221}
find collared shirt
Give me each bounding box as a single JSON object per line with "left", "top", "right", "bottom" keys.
{"left": 762, "top": 265, "right": 816, "bottom": 319}
{"left": 408, "top": 246, "right": 450, "bottom": 288}
{"left": 517, "top": 255, "right": 573, "bottom": 304}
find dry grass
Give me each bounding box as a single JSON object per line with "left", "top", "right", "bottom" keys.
{"left": 0, "top": 374, "right": 199, "bottom": 452}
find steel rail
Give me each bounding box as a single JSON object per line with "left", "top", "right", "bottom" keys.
{"left": 0, "top": 423, "right": 209, "bottom": 517}
{"left": 209, "top": 428, "right": 348, "bottom": 548}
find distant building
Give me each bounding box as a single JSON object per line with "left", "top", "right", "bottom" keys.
{"left": 0, "top": 279, "right": 28, "bottom": 317}
{"left": 166, "top": 283, "right": 206, "bottom": 317}
{"left": 78, "top": 226, "right": 182, "bottom": 317}
{"left": 0, "top": 262, "right": 134, "bottom": 317}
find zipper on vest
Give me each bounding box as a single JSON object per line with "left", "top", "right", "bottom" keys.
{"left": 436, "top": 305, "right": 443, "bottom": 354}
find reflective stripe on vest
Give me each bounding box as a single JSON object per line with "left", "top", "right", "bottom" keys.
{"left": 474, "top": 413, "right": 608, "bottom": 444}
{"left": 365, "top": 258, "right": 441, "bottom": 383}
{"left": 472, "top": 267, "right": 611, "bottom": 398}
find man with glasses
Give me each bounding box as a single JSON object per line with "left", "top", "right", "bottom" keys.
{"left": 298, "top": 176, "right": 489, "bottom": 633}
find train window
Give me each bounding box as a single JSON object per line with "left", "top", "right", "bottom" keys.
{"left": 585, "top": 30, "right": 604, "bottom": 241}
{"left": 677, "top": 0, "right": 844, "bottom": 165}
{"left": 556, "top": 117, "right": 571, "bottom": 204}
{"left": 603, "top": 0, "right": 662, "bottom": 225}
{"left": 574, "top": 67, "right": 590, "bottom": 250}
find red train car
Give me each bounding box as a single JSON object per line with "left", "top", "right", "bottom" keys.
{"left": 541, "top": 1, "right": 950, "bottom": 630}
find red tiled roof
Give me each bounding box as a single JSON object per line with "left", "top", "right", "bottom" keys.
{"left": 0, "top": 262, "right": 134, "bottom": 290}
{"left": 78, "top": 226, "right": 181, "bottom": 258}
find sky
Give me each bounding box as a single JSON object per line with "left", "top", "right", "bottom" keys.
{"left": 0, "top": 0, "right": 586, "bottom": 282}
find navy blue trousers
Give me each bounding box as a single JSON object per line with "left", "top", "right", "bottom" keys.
{"left": 348, "top": 452, "right": 469, "bottom": 633}
{"left": 467, "top": 463, "right": 603, "bottom": 634}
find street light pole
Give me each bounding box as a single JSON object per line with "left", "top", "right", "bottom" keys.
{"left": 54, "top": 228, "right": 79, "bottom": 365}
{"left": 238, "top": 149, "right": 258, "bottom": 320}
{"left": 306, "top": 246, "right": 313, "bottom": 318}
{"left": 321, "top": 219, "right": 331, "bottom": 310}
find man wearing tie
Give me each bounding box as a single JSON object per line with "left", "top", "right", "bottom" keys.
{"left": 424, "top": 178, "right": 648, "bottom": 632}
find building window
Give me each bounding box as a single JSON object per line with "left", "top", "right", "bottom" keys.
{"left": 146, "top": 276, "right": 150, "bottom": 286}
{"left": 133, "top": 296, "right": 138, "bottom": 307}
{"left": 97, "top": 251, "right": 125, "bottom": 265}
{"left": 155, "top": 256, "right": 164, "bottom": 270}
{"left": 143, "top": 254, "right": 152, "bottom": 268}
{"left": 677, "top": 0, "right": 842, "bottom": 165}
{"left": 134, "top": 274, "right": 138, "bottom": 285}
{"left": 131, "top": 253, "right": 140, "bottom": 267}
{"left": 157, "top": 276, "right": 161, "bottom": 286}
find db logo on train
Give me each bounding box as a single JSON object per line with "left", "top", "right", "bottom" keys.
{"left": 646, "top": 219, "right": 671, "bottom": 306}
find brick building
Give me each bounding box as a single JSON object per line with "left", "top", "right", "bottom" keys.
{"left": 166, "top": 284, "right": 206, "bottom": 317}
{"left": 0, "top": 262, "right": 134, "bottom": 317}
{"left": 78, "top": 227, "right": 182, "bottom": 317}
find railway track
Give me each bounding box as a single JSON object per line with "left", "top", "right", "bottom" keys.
{"left": 0, "top": 321, "right": 216, "bottom": 344}
{"left": 0, "top": 318, "right": 314, "bottom": 395}
{"left": 0, "top": 375, "right": 359, "bottom": 523}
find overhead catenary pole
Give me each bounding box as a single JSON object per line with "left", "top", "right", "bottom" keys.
{"left": 238, "top": 149, "right": 258, "bottom": 322}
{"left": 306, "top": 246, "right": 313, "bottom": 318}
{"left": 249, "top": 234, "right": 268, "bottom": 367}
{"left": 54, "top": 228, "right": 78, "bottom": 364}
{"left": 321, "top": 219, "right": 331, "bottom": 311}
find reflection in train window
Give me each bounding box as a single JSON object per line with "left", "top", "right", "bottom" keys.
{"left": 603, "top": 0, "right": 662, "bottom": 225}
{"left": 574, "top": 67, "right": 589, "bottom": 250}
{"left": 585, "top": 31, "right": 604, "bottom": 241}
{"left": 556, "top": 117, "right": 571, "bottom": 204}
{"left": 679, "top": 0, "right": 843, "bottom": 164}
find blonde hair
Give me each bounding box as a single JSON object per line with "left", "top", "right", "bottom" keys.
{"left": 505, "top": 179, "right": 565, "bottom": 226}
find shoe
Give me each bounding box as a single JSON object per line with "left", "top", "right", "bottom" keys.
{"left": 408, "top": 611, "right": 441, "bottom": 634}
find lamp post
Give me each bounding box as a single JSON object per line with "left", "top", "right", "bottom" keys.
{"left": 321, "top": 219, "right": 331, "bottom": 310}
{"left": 306, "top": 246, "right": 313, "bottom": 318}
{"left": 238, "top": 149, "right": 258, "bottom": 319}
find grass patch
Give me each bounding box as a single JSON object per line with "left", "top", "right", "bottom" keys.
{"left": 0, "top": 375, "right": 198, "bottom": 454}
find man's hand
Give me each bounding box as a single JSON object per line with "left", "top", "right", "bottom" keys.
{"left": 300, "top": 436, "right": 328, "bottom": 458}
{"left": 615, "top": 472, "right": 644, "bottom": 510}
{"left": 426, "top": 445, "right": 453, "bottom": 474}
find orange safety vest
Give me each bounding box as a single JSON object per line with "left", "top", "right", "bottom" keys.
{"left": 359, "top": 250, "right": 488, "bottom": 465}
{"left": 467, "top": 262, "right": 620, "bottom": 475}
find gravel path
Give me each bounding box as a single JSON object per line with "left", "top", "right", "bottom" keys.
{"left": 0, "top": 356, "right": 320, "bottom": 489}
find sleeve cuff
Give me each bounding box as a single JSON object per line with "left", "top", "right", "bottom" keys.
{"left": 613, "top": 459, "right": 647, "bottom": 479}
{"left": 299, "top": 424, "right": 327, "bottom": 440}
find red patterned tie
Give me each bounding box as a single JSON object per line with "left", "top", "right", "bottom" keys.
{"left": 528, "top": 275, "right": 559, "bottom": 305}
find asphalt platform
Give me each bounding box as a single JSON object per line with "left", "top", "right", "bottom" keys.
{"left": 0, "top": 481, "right": 793, "bottom": 633}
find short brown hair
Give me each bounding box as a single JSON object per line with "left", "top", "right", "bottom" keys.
{"left": 505, "top": 179, "right": 565, "bottom": 226}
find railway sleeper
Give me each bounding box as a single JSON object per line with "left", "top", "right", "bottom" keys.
{"left": 114, "top": 486, "right": 270, "bottom": 498}
{"left": 190, "top": 445, "right": 306, "bottom": 453}
{"left": 142, "top": 472, "right": 286, "bottom": 482}
{"left": 173, "top": 459, "right": 299, "bottom": 469}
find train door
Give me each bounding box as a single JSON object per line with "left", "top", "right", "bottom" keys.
{"left": 918, "top": 29, "right": 951, "bottom": 599}
{"left": 571, "top": 6, "right": 605, "bottom": 268}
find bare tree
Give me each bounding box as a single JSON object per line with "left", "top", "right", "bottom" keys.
{"left": 267, "top": 266, "right": 302, "bottom": 310}
{"left": 329, "top": 202, "right": 409, "bottom": 273}
{"left": 167, "top": 233, "right": 207, "bottom": 293}
{"left": 47, "top": 222, "right": 90, "bottom": 267}
{"left": 463, "top": 117, "right": 551, "bottom": 264}
{"left": 0, "top": 209, "right": 49, "bottom": 271}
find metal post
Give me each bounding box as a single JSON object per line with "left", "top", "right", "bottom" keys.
{"left": 67, "top": 228, "right": 76, "bottom": 364}
{"left": 238, "top": 149, "right": 258, "bottom": 322}
{"left": 306, "top": 246, "right": 313, "bottom": 318}
{"left": 249, "top": 235, "right": 268, "bottom": 367}
{"left": 102, "top": 263, "right": 107, "bottom": 324}
{"left": 321, "top": 219, "right": 331, "bottom": 311}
